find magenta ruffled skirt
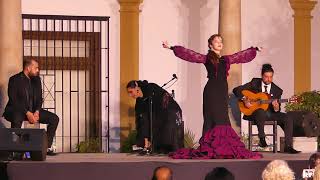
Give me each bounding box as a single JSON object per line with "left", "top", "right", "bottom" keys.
{"left": 169, "top": 125, "right": 262, "bottom": 159}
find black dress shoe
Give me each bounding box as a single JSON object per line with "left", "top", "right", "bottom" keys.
{"left": 284, "top": 146, "right": 301, "bottom": 154}
{"left": 259, "top": 137, "right": 268, "bottom": 147}
{"left": 47, "top": 149, "right": 57, "bottom": 156}
{"left": 132, "top": 145, "right": 143, "bottom": 153}
{"left": 12, "top": 152, "right": 23, "bottom": 160}
{"left": 138, "top": 148, "right": 151, "bottom": 156}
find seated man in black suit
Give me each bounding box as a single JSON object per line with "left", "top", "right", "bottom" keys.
{"left": 3, "top": 58, "right": 59, "bottom": 155}
{"left": 233, "top": 64, "right": 300, "bottom": 154}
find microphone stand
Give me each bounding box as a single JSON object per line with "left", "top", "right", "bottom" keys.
{"left": 147, "top": 75, "right": 177, "bottom": 155}
{"left": 148, "top": 94, "right": 153, "bottom": 155}
{"left": 161, "top": 77, "right": 176, "bottom": 88}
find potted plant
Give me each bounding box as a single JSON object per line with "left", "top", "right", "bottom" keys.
{"left": 285, "top": 90, "right": 320, "bottom": 117}
{"left": 76, "top": 138, "right": 102, "bottom": 153}
{"left": 285, "top": 90, "right": 320, "bottom": 151}
{"left": 120, "top": 130, "right": 137, "bottom": 153}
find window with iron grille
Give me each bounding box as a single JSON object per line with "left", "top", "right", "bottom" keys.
{"left": 22, "top": 14, "right": 110, "bottom": 152}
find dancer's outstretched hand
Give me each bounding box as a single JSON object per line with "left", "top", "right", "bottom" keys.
{"left": 257, "top": 47, "right": 263, "bottom": 52}
{"left": 162, "top": 41, "right": 170, "bottom": 49}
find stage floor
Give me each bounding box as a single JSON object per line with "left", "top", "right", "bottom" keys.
{"left": 1, "top": 152, "right": 312, "bottom": 180}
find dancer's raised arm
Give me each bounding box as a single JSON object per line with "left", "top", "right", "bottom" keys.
{"left": 224, "top": 47, "right": 262, "bottom": 64}
{"left": 163, "top": 41, "right": 206, "bottom": 63}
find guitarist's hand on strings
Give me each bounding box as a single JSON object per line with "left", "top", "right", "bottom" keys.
{"left": 272, "top": 100, "right": 280, "bottom": 112}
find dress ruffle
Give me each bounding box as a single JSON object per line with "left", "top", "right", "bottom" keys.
{"left": 169, "top": 125, "right": 262, "bottom": 159}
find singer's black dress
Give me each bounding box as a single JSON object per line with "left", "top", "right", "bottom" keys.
{"left": 134, "top": 81, "right": 184, "bottom": 153}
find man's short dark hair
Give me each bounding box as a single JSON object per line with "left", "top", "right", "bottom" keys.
{"left": 23, "top": 58, "right": 37, "bottom": 69}
{"left": 204, "top": 167, "right": 234, "bottom": 180}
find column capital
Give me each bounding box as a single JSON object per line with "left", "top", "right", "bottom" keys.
{"left": 118, "top": 0, "right": 143, "bottom": 12}
{"left": 289, "top": 0, "right": 317, "bottom": 18}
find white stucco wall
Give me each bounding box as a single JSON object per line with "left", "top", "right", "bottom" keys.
{"left": 20, "top": 0, "right": 320, "bottom": 151}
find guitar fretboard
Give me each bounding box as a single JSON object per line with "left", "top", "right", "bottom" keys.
{"left": 259, "top": 99, "right": 289, "bottom": 104}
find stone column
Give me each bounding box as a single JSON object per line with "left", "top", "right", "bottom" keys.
{"left": 0, "top": 0, "right": 23, "bottom": 127}
{"left": 218, "top": 0, "right": 242, "bottom": 92}
{"left": 289, "top": 0, "right": 317, "bottom": 94}
{"left": 218, "top": 0, "right": 242, "bottom": 133}
{"left": 118, "top": 0, "right": 143, "bottom": 143}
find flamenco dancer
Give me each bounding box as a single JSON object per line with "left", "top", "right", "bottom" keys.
{"left": 163, "top": 34, "right": 262, "bottom": 159}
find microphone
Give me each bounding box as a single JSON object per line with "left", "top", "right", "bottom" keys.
{"left": 162, "top": 74, "right": 178, "bottom": 88}
{"left": 171, "top": 90, "right": 175, "bottom": 98}
{"left": 173, "top": 74, "right": 178, "bottom": 80}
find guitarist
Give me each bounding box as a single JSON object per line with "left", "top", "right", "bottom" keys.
{"left": 233, "top": 64, "right": 300, "bottom": 154}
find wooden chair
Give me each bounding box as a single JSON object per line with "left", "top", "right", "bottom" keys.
{"left": 23, "top": 121, "right": 40, "bottom": 129}
{"left": 228, "top": 94, "right": 278, "bottom": 153}
{"left": 248, "top": 120, "right": 277, "bottom": 153}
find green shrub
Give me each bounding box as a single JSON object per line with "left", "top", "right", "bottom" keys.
{"left": 120, "top": 130, "right": 137, "bottom": 153}
{"left": 76, "top": 138, "right": 101, "bottom": 153}
{"left": 285, "top": 91, "right": 320, "bottom": 117}
{"left": 184, "top": 129, "right": 197, "bottom": 148}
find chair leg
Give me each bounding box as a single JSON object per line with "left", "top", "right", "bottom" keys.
{"left": 248, "top": 121, "right": 253, "bottom": 151}
{"left": 273, "top": 121, "right": 277, "bottom": 153}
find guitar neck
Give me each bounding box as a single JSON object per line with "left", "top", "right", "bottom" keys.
{"left": 260, "top": 99, "right": 289, "bottom": 104}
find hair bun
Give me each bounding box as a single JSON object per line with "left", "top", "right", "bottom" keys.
{"left": 262, "top": 63, "right": 272, "bottom": 69}
{"left": 261, "top": 63, "right": 274, "bottom": 75}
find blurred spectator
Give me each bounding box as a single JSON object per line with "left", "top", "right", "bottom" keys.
{"left": 312, "top": 165, "right": 320, "bottom": 180}
{"left": 308, "top": 153, "right": 320, "bottom": 169}
{"left": 262, "top": 160, "right": 294, "bottom": 180}
{"left": 204, "top": 167, "right": 234, "bottom": 180}
{"left": 152, "top": 166, "right": 173, "bottom": 180}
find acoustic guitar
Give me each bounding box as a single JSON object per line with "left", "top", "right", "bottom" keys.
{"left": 238, "top": 90, "right": 299, "bottom": 116}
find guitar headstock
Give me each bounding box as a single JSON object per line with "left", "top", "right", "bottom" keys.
{"left": 289, "top": 95, "right": 301, "bottom": 104}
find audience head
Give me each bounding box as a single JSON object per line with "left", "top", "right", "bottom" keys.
{"left": 308, "top": 153, "right": 320, "bottom": 169}
{"left": 313, "top": 165, "right": 320, "bottom": 180}
{"left": 23, "top": 58, "right": 39, "bottom": 77}
{"left": 262, "top": 160, "right": 294, "bottom": 180}
{"left": 152, "top": 166, "right": 173, "bottom": 180}
{"left": 204, "top": 167, "right": 234, "bottom": 180}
